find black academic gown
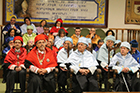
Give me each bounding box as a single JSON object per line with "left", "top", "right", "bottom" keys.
{"left": 72, "top": 70, "right": 99, "bottom": 93}
{"left": 114, "top": 72, "right": 140, "bottom": 92}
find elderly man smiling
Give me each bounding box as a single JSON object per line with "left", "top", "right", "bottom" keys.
{"left": 25, "top": 35, "right": 57, "bottom": 93}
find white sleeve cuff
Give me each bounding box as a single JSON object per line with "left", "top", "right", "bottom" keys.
{"left": 70, "top": 66, "right": 80, "bottom": 74}
{"left": 113, "top": 66, "right": 123, "bottom": 74}
{"left": 130, "top": 67, "right": 138, "bottom": 73}
{"left": 19, "top": 64, "right": 26, "bottom": 69}
{"left": 6, "top": 50, "right": 9, "bottom": 54}
{"left": 101, "top": 62, "right": 108, "bottom": 68}
{"left": 16, "top": 29, "right": 20, "bottom": 33}
{"left": 59, "top": 63, "right": 67, "bottom": 70}
{"left": 3, "top": 31, "right": 7, "bottom": 35}
{"left": 46, "top": 67, "right": 55, "bottom": 74}
{"left": 89, "top": 66, "right": 97, "bottom": 75}
{"left": 9, "top": 65, "right": 17, "bottom": 70}
{"left": 30, "top": 65, "right": 39, "bottom": 74}
{"left": 46, "top": 68, "right": 51, "bottom": 74}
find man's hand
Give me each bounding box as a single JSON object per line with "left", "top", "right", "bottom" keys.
{"left": 79, "top": 69, "right": 90, "bottom": 75}
{"left": 84, "top": 69, "right": 90, "bottom": 75}
{"left": 90, "top": 33, "right": 94, "bottom": 39}
{"left": 37, "top": 69, "right": 47, "bottom": 75}
{"left": 60, "top": 67, "right": 67, "bottom": 71}
{"left": 15, "top": 67, "right": 22, "bottom": 72}
{"left": 40, "top": 69, "right": 47, "bottom": 75}
{"left": 13, "top": 26, "right": 17, "bottom": 30}
{"left": 37, "top": 69, "right": 42, "bottom": 75}
{"left": 103, "top": 65, "right": 108, "bottom": 72}
{"left": 122, "top": 67, "right": 129, "bottom": 73}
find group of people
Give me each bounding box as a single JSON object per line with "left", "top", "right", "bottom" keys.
{"left": 1, "top": 16, "right": 140, "bottom": 93}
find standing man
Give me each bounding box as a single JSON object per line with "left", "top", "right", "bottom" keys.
{"left": 97, "top": 35, "right": 115, "bottom": 91}
{"left": 2, "top": 16, "right": 22, "bottom": 36}
{"left": 25, "top": 34, "right": 58, "bottom": 93}
{"left": 130, "top": 40, "right": 140, "bottom": 63}
{"left": 65, "top": 37, "right": 99, "bottom": 93}
{"left": 71, "top": 27, "right": 83, "bottom": 46}
{"left": 4, "top": 36, "right": 27, "bottom": 93}
{"left": 110, "top": 42, "right": 140, "bottom": 91}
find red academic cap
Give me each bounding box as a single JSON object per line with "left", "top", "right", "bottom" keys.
{"left": 34, "top": 34, "right": 46, "bottom": 44}
{"left": 56, "top": 18, "right": 63, "bottom": 24}
{"left": 13, "top": 36, "right": 23, "bottom": 44}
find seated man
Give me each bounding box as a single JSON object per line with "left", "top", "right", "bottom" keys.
{"left": 65, "top": 37, "right": 99, "bottom": 93}
{"left": 4, "top": 36, "right": 27, "bottom": 93}
{"left": 22, "top": 25, "right": 37, "bottom": 46}
{"left": 94, "top": 39, "right": 104, "bottom": 52}
{"left": 2, "top": 16, "right": 21, "bottom": 36}
{"left": 57, "top": 37, "right": 73, "bottom": 92}
{"left": 97, "top": 35, "right": 115, "bottom": 91}
{"left": 1, "top": 37, "right": 14, "bottom": 83}
{"left": 71, "top": 27, "right": 83, "bottom": 46}
{"left": 130, "top": 40, "right": 140, "bottom": 63}
{"left": 41, "top": 25, "right": 54, "bottom": 40}
{"left": 2, "top": 37, "right": 14, "bottom": 55}
{"left": 109, "top": 42, "right": 140, "bottom": 91}
{"left": 86, "top": 28, "right": 101, "bottom": 49}
{"left": 46, "top": 38, "right": 58, "bottom": 54}
{"left": 25, "top": 35, "right": 58, "bottom": 93}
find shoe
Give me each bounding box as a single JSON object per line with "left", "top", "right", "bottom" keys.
{"left": 2, "top": 80, "right": 6, "bottom": 83}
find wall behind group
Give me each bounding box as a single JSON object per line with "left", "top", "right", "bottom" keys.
{"left": 0, "top": 0, "right": 139, "bottom": 41}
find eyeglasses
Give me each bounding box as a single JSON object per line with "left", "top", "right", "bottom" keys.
{"left": 44, "top": 29, "right": 49, "bottom": 31}
{"left": 9, "top": 42, "right": 14, "bottom": 44}
{"left": 11, "top": 20, "right": 16, "bottom": 22}
{"left": 90, "top": 30, "right": 95, "bottom": 32}
{"left": 37, "top": 41, "right": 45, "bottom": 44}
{"left": 64, "top": 42, "right": 70, "bottom": 45}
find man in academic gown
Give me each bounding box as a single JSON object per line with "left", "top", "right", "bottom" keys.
{"left": 4, "top": 36, "right": 27, "bottom": 93}
{"left": 65, "top": 37, "right": 99, "bottom": 93}
{"left": 2, "top": 16, "right": 22, "bottom": 36}
{"left": 57, "top": 37, "right": 73, "bottom": 92}
{"left": 130, "top": 40, "right": 140, "bottom": 64}
{"left": 25, "top": 34, "right": 58, "bottom": 93}
{"left": 71, "top": 27, "right": 83, "bottom": 46}
{"left": 109, "top": 42, "right": 140, "bottom": 91}
{"left": 97, "top": 35, "right": 116, "bottom": 91}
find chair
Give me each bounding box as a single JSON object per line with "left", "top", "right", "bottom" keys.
{"left": 81, "top": 28, "right": 89, "bottom": 37}
{"left": 96, "top": 28, "right": 106, "bottom": 40}
{"left": 66, "top": 27, "right": 75, "bottom": 37}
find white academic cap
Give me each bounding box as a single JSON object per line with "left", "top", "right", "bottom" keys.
{"left": 86, "top": 38, "right": 91, "bottom": 44}
{"left": 120, "top": 41, "right": 131, "bottom": 51}
{"left": 77, "top": 37, "right": 88, "bottom": 46}
{"left": 106, "top": 35, "right": 115, "bottom": 42}
{"left": 64, "top": 37, "right": 73, "bottom": 44}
